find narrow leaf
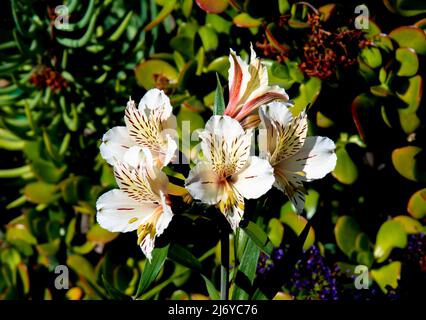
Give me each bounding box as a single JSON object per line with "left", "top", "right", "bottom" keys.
{"left": 202, "top": 275, "right": 220, "bottom": 300}
{"left": 135, "top": 245, "right": 169, "bottom": 298}
{"left": 102, "top": 275, "right": 131, "bottom": 300}
{"left": 242, "top": 221, "right": 274, "bottom": 256}
{"left": 213, "top": 73, "right": 225, "bottom": 115}
{"left": 168, "top": 244, "right": 202, "bottom": 271}
{"left": 232, "top": 237, "right": 260, "bottom": 300}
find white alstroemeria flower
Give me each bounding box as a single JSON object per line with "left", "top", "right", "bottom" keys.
{"left": 259, "top": 102, "right": 337, "bottom": 213}
{"left": 185, "top": 116, "right": 275, "bottom": 231}
{"left": 96, "top": 147, "right": 173, "bottom": 260}
{"left": 100, "top": 88, "right": 177, "bottom": 168}
{"left": 224, "top": 45, "right": 290, "bottom": 129}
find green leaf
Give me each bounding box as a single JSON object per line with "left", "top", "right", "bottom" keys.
{"left": 207, "top": 56, "right": 229, "bottom": 78}
{"left": 102, "top": 275, "right": 131, "bottom": 300}
{"left": 392, "top": 146, "right": 425, "bottom": 182}
{"left": 395, "top": 48, "right": 419, "bottom": 77}
{"left": 334, "top": 216, "right": 361, "bottom": 258}
{"left": 202, "top": 275, "right": 220, "bottom": 300}
{"left": 87, "top": 225, "right": 119, "bottom": 244}
{"left": 292, "top": 77, "right": 322, "bottom": 116}
{"left": 371, "top": 261, "right": 401, "bottom": 294}
{"left": 170, "top": 36, "right": 194, "bottom": 57}
{"left": 242, "top": 221, "right": 273, "bottom": 256}
{"left": 168, "top": 244, "right": 202, "bottom": 271}
{"left": 280, "top": 205, "right": 315, "bottom": 250}
{"left": 374, "top": 220, "right": 407, "bottom": 263}
{"left": 233, "top": 13, "right": 262, "bottom": 28}
{"left": 384, "top": 0, "right": 426, "bottom": 17}
{"left": 407, "top": 188, "right": 426, "bottom": 219}
{"left": 319, "top": 4, "right": 336, "bottom": 22}
{"left": 24, "top": 182, "right": 59, "bottom": 204}
{"left": 396, "top": 75, "right": 422, "bottom": 134}
{"left": 213, "top": 74, "right": 225, "bottom": 116}
{"left": 195, "top": 0, "right": 228, "bottom": 14}
{"left": 31, "top": 159, "right": 66, "bottom": 184}
{"left": 332, "top": 146, "right": 358, "bottom": 185}
{"left": 393, "top": 216, "right": 423, "bottom": 234}
{"left": 182, "top": 0, "right": 193, "bottom": 17}
{"left": 108, "top": 11, "right": 133, "bottom": 41}
{"left": 135, "top": 59, "right": 179, "bottom": 90}
{"left": 267, "top": 218, "right": 284, "bottom": 247}
{"left": 390, "top": 26, "right": 426, "bottom": 55}
{"left": 360, "top": 47, "right": 382, "bottom": 69}
{"left": 206, "top": 14, "right": 232, "bottom": 34}
{"left": 135, "top": 245, "right": 169, "bottom": 298}
{"left": 57, "top": 9, "right": 99, "bottom": 48}
{"left": 305, "top": 189, "right": 320, "bottom": 219}
{"left": 143, "top": 0, "right": 177, "bottom": 32}
{"left": 198, "top": 25, "right": 218, "bottom": 51}
{"left": 232, "top": 237, "right": 260, "bottom": 300}
{"left": 67, "top": 254, "right": 96, "bottom": 282}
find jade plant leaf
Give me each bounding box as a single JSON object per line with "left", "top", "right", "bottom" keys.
{"left": 393, "top": 216, "right": 423, "bottom": 234}
{"left": 360, "top": 47, "right": 382, "bottom": 69}
{"left": 374, "top": 220, "right": 407, "bottom": 263}
{"left": 24, "top": 181, "right": 59, "bottom": 204}
{"left": 135, "top": 59, "right": 179, "bottom": 90}
{"left": 87, "top": 225, "right": 119, "bottom": 244}
{"left": 195, "top": 0, "right": 228, "bottom": 14}
{"left": 198, "top": 25, "right": 218, "bottom": 51}
{"left": 407, "top": 188, "right": 426, "bottom": 219}
{"left": 334, "top": 216, "right": 361, "bottom": 258}
{"left": 292, "top": 77, "right": 322, "bottom": 116}
{"left": 371, "top": 261, "right": 401, "bottom": 294}
{"left": 391, "top": 146, "right": 425, "bottom": 182}
{"left": 395, "top": 48, "right": 419, "bottom": 77}
{"left": 233, "top": 13, "right": 262, "bottom": 28}
{"left": 332, "top": 146, "right": 358, "bottom": 185}
{"left": 389, "top": 26, "right": 426, "bottom": 55}
{"left": 280, "top": 204, "right": 315, "bottom": 250}
{"left": 267, "top": 218, "right": 284, "bottom": 247}
{"left": 396, "top": 75, "right": 422, "bottom": 134}
{"left": 383, "top": 0, "right": 426, "bottom": 17}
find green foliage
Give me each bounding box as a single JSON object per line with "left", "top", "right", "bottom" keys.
{"left": 0, "top": 0, "right": 425, "bottom": 300}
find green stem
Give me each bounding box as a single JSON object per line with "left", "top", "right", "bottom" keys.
{"left": 220, "top": 228, "right": 229, "bottom": 300}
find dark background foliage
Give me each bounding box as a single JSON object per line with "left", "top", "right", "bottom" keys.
{"left": 0, "top": 0, "right": 425, "bottom": 300}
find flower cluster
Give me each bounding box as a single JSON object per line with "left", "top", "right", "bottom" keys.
{"left": 96, "top": 47, "right": 337, "bottom": 259}
{"left": 257, "top": 245, "right": 339, "bottom": 300}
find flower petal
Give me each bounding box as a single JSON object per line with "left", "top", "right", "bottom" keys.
{"left": 259, "top": 103, "right": 308, "bottom": 165}
{"left": 114, "top": 159, "right": 162, "bottom": 203}
{"left": 162, "top": 133, "right": 178, "bottom": 166}
{"left": 283, "top": 136, "right": 337, "bottom": 181}
{"left": 140, "top": 234, "right": 155, "bottom": 261}
{"left": 220, "top": 187, "right": 245, "bottom": 231}
{"left": 100, "top": 126, "right": 135, "bottom": 165}
{"left": 232, "top": 156, "right": 274, "bottom": 199}
{"left": 138, "top": 88, "right": 173, "bottom": 120}
{"left": 96, "top": 189, "right": 156, "bottom": 233}
{"left": 200, "top": 115, "right": 252, "bottom": 176}
{"left": 125, "top": 94, "right": 176, "bottom": 163}
{"left": 259, "top": 102, "right": 293, "bottom": 128}
{"left": 156, "top": 191, "right": 174, "bottom": 236}
{"left": 226, "top": 49, "right": 251, "bottom": 116}
{"left": 273, "top": 167, "right": 307, "bottom": 214}
{"left": 185, "top": 162, "right": 223, "bottom": 205}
